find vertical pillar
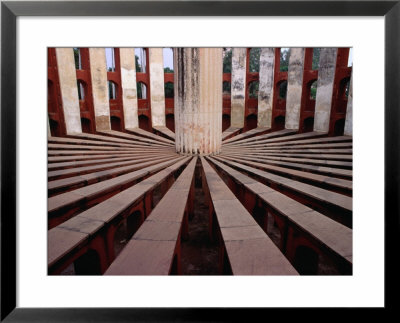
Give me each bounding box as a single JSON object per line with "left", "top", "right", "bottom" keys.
{"left": 174, "top": 48, "right": 222, "bottom": 155}
{"left": 55, "top": 48, "right": 82, "bottom": 134}
{"left": 258, "top": 48, "right": 275, "bottom": 128}
{"left": 149, "top": 48, "right": 166, "bottom": 127}
{"left": 48, "top": 117, "right": 51, "bottom": 137}
{"left": 89, "top": 48, "right": 111, "bottom": 131}
{"left": 313, "top": 48, "right": 338, "bottom": 132}
{"left": 344, "top": 72, "right": 353, "bottom": 136}
{"left": 285, "top": 48, "right": 305, "bottom": 130}
{"left": 119, "top": 48, "right": 139, "bottom": 129}
{"left": 231, "top": 48, "right": 247, "bottom": 128}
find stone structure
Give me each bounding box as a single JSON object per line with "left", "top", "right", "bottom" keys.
{"left": 47, "top": 46, "right": 354, "bottom": 277}
{"left": 149, "top": 48, "right": 166, "bottom": 127}
{"left": 55, "top": 48, "right": 82, "bottom": 134}
{"left": 119, "top": 48, "right": 139, "bottom": 129}
{"left": 174, "top": 48, "right": 222, "bottom": 155}
{"left": 314, "top": 48, "right": 338, "bottom": 133}
{"left": 257, "top": 48, "right": 275, "bottom": 128}
{"left": 48, "top": 46, "right": 352, "bottom": 141}
{"left": 89, "top": 48, "right": 111, "bottom": 131}
{"left": 230, "top": 48, "right": 247, "bottom": 128}
{"left": 285, "top": 48, "right": 305, "bottom": 130}
{"left": 344, "top": 72, "right": 353, "bottom": 136}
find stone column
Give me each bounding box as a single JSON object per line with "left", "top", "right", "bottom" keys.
{"left": 174, "top": 48, "right": 222, "bottom": 155}
{"left": 48, "top": 117, "right": 51, "bottom": 137}
{"left": 314, "top": 48, "right": 338, "bottom": 132}
{"left": 285, "top": 48, "right": 305, "bottom": 130}
{"left": 149, "top": 48, "right": 166, "bottom": 127}
{"left": 55, "top": 48, "right": 82, "bottom": 134}
{"left": 89, "top": 48, "right": 111, "bottom": 131}
{"left": 258, "top": 48, "right": 275, "bottom": 128}
{"left": 119, "top": 48, "right": 138, "bottom": 129}
{"left": 230, "top": 48, "right": 247, "bottom": 128}
{"left": 344, "top": 72, "right": 353, "bottom": 136}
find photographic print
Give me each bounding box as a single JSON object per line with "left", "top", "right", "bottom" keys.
{"left": 47, "top": 47, "right": 353, "bottom": 276}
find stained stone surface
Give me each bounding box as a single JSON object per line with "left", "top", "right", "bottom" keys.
{"left": 285, "top": 48, "right": 305, "bottom": 130}
{"left": 174, "top": 48, "right": 222, "bottom": 155}
{"left": 314, "top": 48, "right": 338, "bottom": 133}
{"left": 56, "top": 48, "right": 82, "bottom": 134}
{"left": 89, "top": 48, "right": 111, "bottom": 131}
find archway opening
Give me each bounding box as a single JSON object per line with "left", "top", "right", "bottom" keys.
{"left": 166, "top": 114, "right": 175, "bottom": 132}
{"left": 273, "top": 115, "right": 285, "bottom": 131}
{"left": 248, "top": 81, "right": 259, "bottom": 99}
{"left": 165, "top": 82, "right": 174, "bottom": 98}
{"left": 137, "top": 82, "right": 147, "bottom": 100}
{"left": 81, "top": 118, "right": 92, "bottom": 134}
{"left": 334, "top": 118, "right": 345, "bottom": 136}
{"left": 245, "top": 114, "right": 257, "bottom": 131}
{"left": 49, "top": 118, "right": 60, "bottom": 137}
{"left": 303, "top": 117, "right": 314, "bottom": 133}
{"left": 77, "top": 80, "right": 86, "bottom": 101}
{"left": 138, "top": 114, "right": 151, "bottom": 131}
{"left": 278, "top": 80, "right": 288, "bottom": 100}
{"left": 108, "top": 81, "right": 117, "bottom": 100}
{"left": 223, "top": 81, "right": 231, "bottom": 96}
{"left": 222, "top": 114, "right": 231, "bottom": 132}
{"left": 309, "top": 80, "right": 318, "bottom": 100}
{"left": 110, "top": 116, "right": 122, "bottom": 131}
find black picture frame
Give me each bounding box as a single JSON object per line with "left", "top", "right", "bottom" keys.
{"left": 1, "top": 1, "right": 398, "bottom": 321}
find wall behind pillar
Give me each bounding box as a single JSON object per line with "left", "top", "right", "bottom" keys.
{"left": 314, "top": 48, "right": 338, "bottom": 132}
{"left": 258, "top": 48, "right": 275, "bottom": 128}
{"left": 55, "top": 48, "right": 82, "bottom": 134}
{"left": 119, "top": 48, "right": 138, "bottom": 129}
{"left": 344, "top": 72, "right": 353, "bottom": 136}
{"left": 149, "top": 48, "right": 166, "bottom": 127}
{"left": 285, "top": 48, "right": 305, "bottom": 130}
{"left": 89, "top": 48, "right": 111, "bottom": 131}
{"left": 231, "top": 48, "right": 247, "bottom": 128}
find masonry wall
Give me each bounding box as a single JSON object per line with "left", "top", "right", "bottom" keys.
{"left": 48, "top": 47, "right": 352, "bottom": 140}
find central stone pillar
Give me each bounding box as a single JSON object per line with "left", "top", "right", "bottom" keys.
{"left": 174, "top": 48, "right": 222, "bottom": 155}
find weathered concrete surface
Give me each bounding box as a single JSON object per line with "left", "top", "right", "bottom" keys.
{"left": 48, "top": 117, "right": 51, "bottom": 137}
{"left": 344, "top": 72, "right": 353, "bottom": 136}
{"left": 231, "top": 48, "right": 247, "bottom": 128}
{"left": 314, "top": 48, "right": 338, "bottom": 132}
{"left": 89, "top": 48, "right": 111, "bottom": 131}
{"left": 285, "top": 48, "right": 305, "bottom": 130}
{"left": 149, "top": 48, "right": 166, "bottom": 127}
{"left": 55, "top": 48, "right": 82, "bottom": 134}
{"left": 119, "top": 48, "right": 138, "bottom": 129}
{"left": 174, "top": 48, "right": 222, "bottom": 155}
{"left": 258, "top": 48, "right": 275, "bottom": 128}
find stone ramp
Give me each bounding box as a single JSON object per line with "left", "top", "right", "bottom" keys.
{"left": 207, "top": 156, "right": 352, "bottom": 274}
{"left": 200, "top": 157, "right": 298, "bottom": 275}
{"left": 48, "top": 157, "right": 192, "bottom": 275}
{"left": 105, "top": 157, "right": 197, "bottom": 275}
